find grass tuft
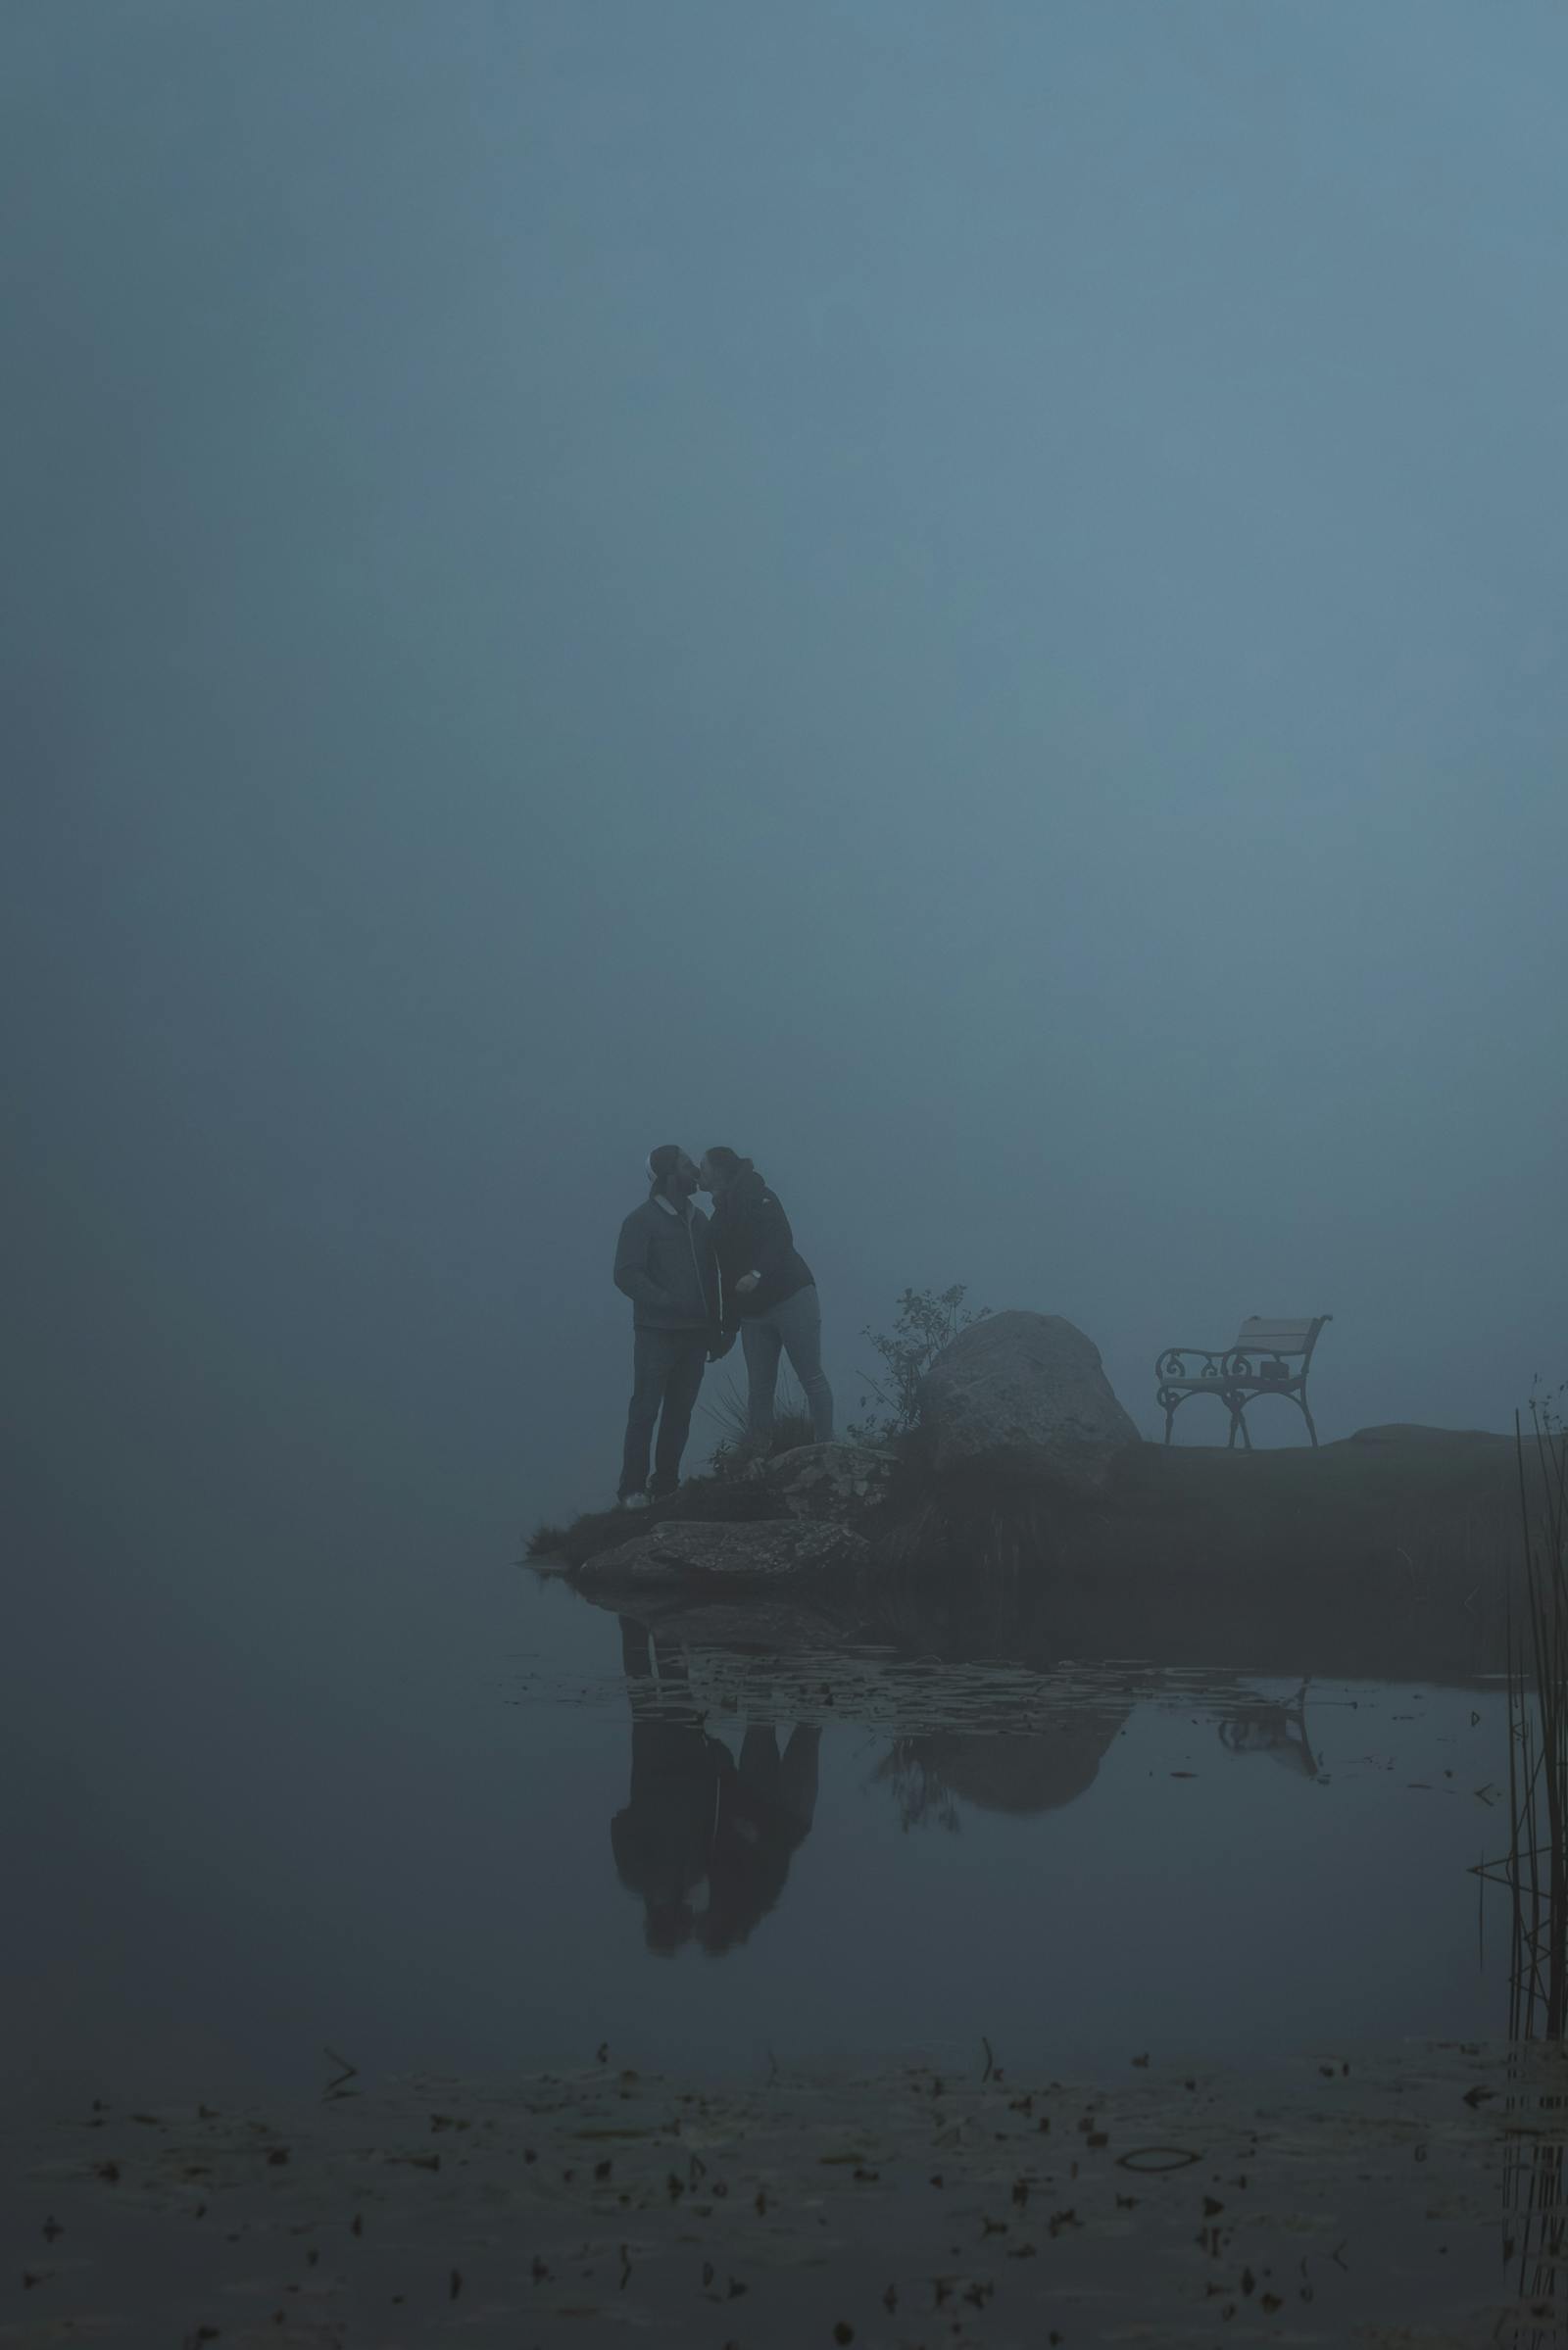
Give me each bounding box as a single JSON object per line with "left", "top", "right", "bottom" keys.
{"left": 700, "top": 1370, "right": 817, "bottom": 1483}
{"left": 525, "top": 1522, "right": 572, "bottom": 1559}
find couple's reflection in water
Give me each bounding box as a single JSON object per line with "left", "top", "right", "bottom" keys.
{"left": 610, "top": 1618, "right": 820, "bottom": 1956}
{"left": 607, "top": 1600, "right": 1335, "bottom": 1953}
{"left": 607, "top": 1614, "right": 1133, "bottom": 1952}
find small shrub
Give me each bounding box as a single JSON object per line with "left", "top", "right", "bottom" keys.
{"left": 871, "top": 1739, "right": 961, "bottom": 1835}
{"left": 525, "top": 1522, "right": 571, "bottom": 1559}
{"left": 849, "top": 1285, "right": 990, "bottom": 1444}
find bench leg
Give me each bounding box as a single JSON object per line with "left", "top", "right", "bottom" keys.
{"left": 1298, "top": 1393, "right": 1319, "bottom": 1448}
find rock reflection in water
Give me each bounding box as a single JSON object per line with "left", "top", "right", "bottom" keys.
{"left": 877, "top": 1715, "right": 1128, "bottom": 1831}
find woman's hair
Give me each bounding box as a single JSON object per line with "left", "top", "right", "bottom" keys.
{"left": 646, "top": 1143, "right": 684, "bottom": 1196}
{"left": 703, "top": 1146, "right": 751, "bottom": 1180}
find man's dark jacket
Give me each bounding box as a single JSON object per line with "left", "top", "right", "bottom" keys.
{"left": 709, "top": 1166, "right": 814, "bottom": 1323}
{"left": 613, "top": 1196, "right": 720, "bottom": 1332}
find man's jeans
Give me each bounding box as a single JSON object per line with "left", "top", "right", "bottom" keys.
{"left": 742, "top": 1285, "right": 834, "bottom": 1444}
{"left": 620, "top": 1328, "right": 709, "bottom": 1499}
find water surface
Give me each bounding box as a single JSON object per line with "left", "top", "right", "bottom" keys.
{"left": 7, "top": 1524, "right": 1510, "bottom": 2118}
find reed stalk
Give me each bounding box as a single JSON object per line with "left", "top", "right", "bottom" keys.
{"left": 1475, "top": 1395, "right": 1568, "bottom": 2343}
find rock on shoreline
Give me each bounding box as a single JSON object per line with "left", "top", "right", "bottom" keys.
{"left": 756, "top": 1439, "right": 899, "bottom": 1524}
{"left": 573, "top": 1515, "right": 870, "bottom": 1590}
{"left": 919, "top": 1308, "right": 1140, "bottom": 1492}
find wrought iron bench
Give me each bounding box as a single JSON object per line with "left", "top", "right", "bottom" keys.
{"left": 1154, "top": 1315, "right": 1332, "bottom": 1449}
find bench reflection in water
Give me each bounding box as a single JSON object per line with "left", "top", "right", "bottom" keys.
{"left": 1216, "top": 1680, "right": 1320, "bottom": 1778}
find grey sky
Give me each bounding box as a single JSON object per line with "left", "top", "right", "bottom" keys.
{"left": 5, "top": 1, "right": 1565, "bottom": 1537}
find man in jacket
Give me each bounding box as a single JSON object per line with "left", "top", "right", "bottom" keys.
{"left": 610, "top": 1618, "right": 725, "bottom": 1953}
{"left": 612, "top": 1145, "right": 724, "bottom": 1506}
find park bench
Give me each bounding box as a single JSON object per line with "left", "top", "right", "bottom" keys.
{"left": 1154, "top": 1315, "right": 1332, "bottom": 1449}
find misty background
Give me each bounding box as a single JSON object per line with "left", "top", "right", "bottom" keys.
{"left": 5, "top": 0, "right": 1566, "bottom": 1584}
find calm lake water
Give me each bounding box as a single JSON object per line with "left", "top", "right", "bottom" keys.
{"left": 5, "top": 1504, "right": 1514, "bottom": 2120}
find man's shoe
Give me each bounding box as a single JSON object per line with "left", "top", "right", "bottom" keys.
{"left": 615, "top": 1490, "right": 650, "bottom": 1511}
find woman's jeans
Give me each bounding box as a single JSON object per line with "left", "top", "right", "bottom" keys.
{"left": 742, "top": 1285, "right": 833, "bottom": 1443}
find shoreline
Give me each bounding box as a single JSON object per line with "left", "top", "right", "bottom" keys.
{"left": 12, "top": 2038, "right": 1564, "bottom": 2345}
{"left": 539, "top": 1423, "right": 1538, "bottom": 1685}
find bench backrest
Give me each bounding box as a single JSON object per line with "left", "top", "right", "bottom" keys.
{"left": 1232, "top": 1315, "right": 1329, "bottom": 1360}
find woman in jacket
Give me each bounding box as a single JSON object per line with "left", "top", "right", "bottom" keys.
{"left": 698, "top": 1148, "right": 833, "bottom": 1444}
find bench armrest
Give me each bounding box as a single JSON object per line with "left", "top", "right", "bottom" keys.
{"left": 1154, "top": 1346, "right": 1227, "bottom": 1381}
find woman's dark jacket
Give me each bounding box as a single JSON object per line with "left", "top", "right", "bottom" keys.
{"left": 709, "top": 1166, "right": 814, "bottom": 1323}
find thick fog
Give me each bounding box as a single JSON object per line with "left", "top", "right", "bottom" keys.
{"left": 6, "top": 0, "right": 1566, "bottom": 1567}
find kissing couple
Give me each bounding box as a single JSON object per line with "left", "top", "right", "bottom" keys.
{"left": 611, "top": 1145, "right": 834, "bottom": 1509}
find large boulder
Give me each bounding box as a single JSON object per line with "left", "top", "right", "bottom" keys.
{"left": 755, "top": 1442, "right": 898, "bottom": 1525}
{"left": 919, "top": 1310, "right": 1139, "bottom": 1494}
{"left": 573, "top": 1517, "right": 869, "bottom": 1591}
